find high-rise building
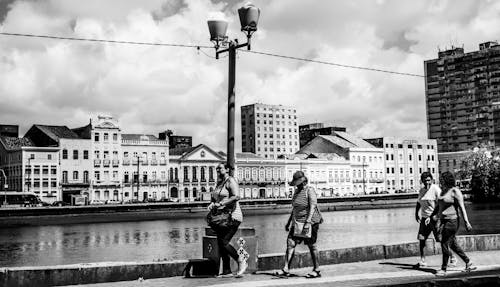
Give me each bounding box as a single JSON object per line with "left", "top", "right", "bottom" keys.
{"left": 158, "top": 130, "right": 192, "bottom": 149}
{"left": 241, "top": 103, "right": 299, "bottom": 159}
{"left": 424, "top": 41, "right": 500, "bottom": 152}
{"left": 299, "top": 123, "right": 347, "bottom": 147}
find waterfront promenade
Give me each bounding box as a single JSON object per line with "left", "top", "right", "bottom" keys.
{"left": 65, "top": 250, "right": 500, "bottom": 287}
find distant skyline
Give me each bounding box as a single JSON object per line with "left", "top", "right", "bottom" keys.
{"left": 1, "top": 0, "right": 500, "bottom": 151}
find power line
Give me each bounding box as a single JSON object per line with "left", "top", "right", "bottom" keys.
{"left": 0, "top": 32, "right": 212, "bottom": 49}
{"left": 0, "top": 32, "right": 423, "bottom": 77}
{"left": 240, "top": 50, "right": 424, "bottom": 78}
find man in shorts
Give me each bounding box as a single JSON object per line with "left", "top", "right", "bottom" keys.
{"left": 415, "top": 171, "right": 456, "bottom": 267}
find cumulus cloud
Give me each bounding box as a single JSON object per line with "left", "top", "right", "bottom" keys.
{"left": 1, "top": 0, "right": 500, "bottom": 152}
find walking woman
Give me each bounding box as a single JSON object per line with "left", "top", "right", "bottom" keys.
{"left": 415, "top": 171, "right": 456, "bottom": 267}
{"left": 207, "top": 163, "right": 246, "bottom": 277}
{"left": 276, "top": 171, "right": 323, "bottom": 278}
{"left": 432, "top": 171, "right": 476, "bottom": 276}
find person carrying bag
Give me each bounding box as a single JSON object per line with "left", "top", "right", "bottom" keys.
{"left": 206, "top": 163, "right": 246, "bottom": 277}
{"left": 275, "top": 171, "right": 323, "bottom": 278}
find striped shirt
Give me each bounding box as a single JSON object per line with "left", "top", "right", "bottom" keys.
{"left": 291, "top": 185, "right": 322, "bottom": 224}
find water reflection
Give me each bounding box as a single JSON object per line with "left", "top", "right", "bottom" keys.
{"left": 1, "top": 203, "right": 499, "bottom": 267}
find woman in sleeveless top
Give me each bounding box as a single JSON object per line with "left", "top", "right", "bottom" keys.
{"left": 207, "top": 163, "right": 246, "bottom": 277}
{"left": 276, "top": 171, "right": 323, "bottom": 278}
{"left": 431, "top": 171, "right": 476, "bottom": 276}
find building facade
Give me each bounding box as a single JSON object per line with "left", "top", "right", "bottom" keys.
{"left": 299, "top": 123, "right": 347, "bottom": 148}
{"left": 121, "top": 134, "right": 169, "bottom": 202}
{"left": 241, "top": 103, "right": 300, "bottom": 159}
{"left": 424, "top": 42, "right": 500, "bottom": 152}
{"left": 158, "top": 130, "right": 192, "bottom": 149}
{"left": 366, "top": 137, "right": 439, "bottom": 192}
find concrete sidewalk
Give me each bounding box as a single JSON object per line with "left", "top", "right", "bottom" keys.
{"left": 66, "top": 250, "right": 500, "bottom": 287}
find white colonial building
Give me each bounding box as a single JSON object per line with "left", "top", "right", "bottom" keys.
{"left": 365, "top": 137, "right": 439, "bottom": 192}
{"left": 121, "top": 134, "right": 169, "bottom": 202}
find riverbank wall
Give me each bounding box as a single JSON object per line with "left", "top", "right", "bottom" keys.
{"left": 1, "top": 234, "right": 499, "bottom": 287}
{"left": 0, "top": 193, "right": 417, "bottom": 227}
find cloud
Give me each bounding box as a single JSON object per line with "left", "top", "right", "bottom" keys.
{"left": 1, "top": 0, "right": 500, "bottom": 153}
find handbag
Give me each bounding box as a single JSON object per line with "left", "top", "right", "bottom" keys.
{"left": 206, "top": 207, "right": 232, "bottom": 228}
{"left": 293, "top": 218, "right": 312, "bottom": 238}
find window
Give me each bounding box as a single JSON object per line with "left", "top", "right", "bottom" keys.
{"left": 113, "top": 133, "right": 118, "bottom": 141}
{"left": 73, "top": 150, "right": 78, "bottom": 160}
{"left": 83, "top": 171, "right": 89, "bottom": 183}
{"left": 62, "top": 149, "right": 68, "bottom": 159}
{"left": 73, "top": 171, "right": 78, "bottom": 180}
{"left": 83, "top": 150, "right": 89, "bottom": 159}
{"left": 94, "top": 133, "right": 99, "bottom": 142}
{"left": 62, "top": 171, "right": 68, "bottom": 183}
{"left": 95, "top": 171, "right": 100, "bottom": 181}
{"left": 47, "top": 154, "right": 52, "bottom": 160}
{"left": 104, "top": 133, "right": 109, "bottom": 141}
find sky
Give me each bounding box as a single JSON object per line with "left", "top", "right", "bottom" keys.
{"left": 1, "top": 0, "right": 500, "bottom": 152}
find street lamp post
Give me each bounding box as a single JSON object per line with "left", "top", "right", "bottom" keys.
{"left": 362, "top": 157, "right": 367, "bottom": 195}
{"left": 207, "top": 3, "right": 260, "bottom": 176}
{"left": 0, "top": 169, "right": 7, "bottom": 205}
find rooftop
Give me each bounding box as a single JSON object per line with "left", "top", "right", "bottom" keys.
{"left": 0, "top": 136, "right": 35, "bottom": 151}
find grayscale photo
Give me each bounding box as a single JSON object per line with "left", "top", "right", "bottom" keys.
{"left": 1, "top": 1, "right": 500, "bottom": 286}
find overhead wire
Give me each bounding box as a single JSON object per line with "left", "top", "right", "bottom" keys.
{"left": 0, "top": 32, "right": 423, "bottom": 77}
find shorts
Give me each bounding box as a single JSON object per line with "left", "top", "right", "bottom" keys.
{"left": 288, "top": 223, "right": 320, "bottom": 245}
{"left": 417, "top": 218, "right": 440, "bottom": 242}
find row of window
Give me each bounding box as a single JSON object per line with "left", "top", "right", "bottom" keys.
{"left": 385, "top": 143, "right": 435, "bottom": 150}
{"left": 386, "top": 167, "right": 436, "bottom": 175}
{"left": 257, "top": 147, "right": 296, "bottom": 153}
{"left": 385, "top": 154, "right": 435, "bottom": 161}
{"left": 62, "top": 149, "right": 89, "bottom": 160}
{"left": 94, "top": 132, "right": 119, "bottom": 142}
{"left": 255, "top": 120, "right": 298, "bottom": 126}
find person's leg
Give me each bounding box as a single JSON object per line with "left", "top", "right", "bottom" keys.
{"left": 283, "top": 235, "right": 297, "bottom": 272}
{"left": 215, "top": 226, "right": 232, "bottom": 274}
{"left": 220, "top": 221, "right": 240, "bottom": 263}
{"left": 447, "top": 219, "right": 469, "bottom": 264}
{"left": 417, "top": 219, "right": 432, "bottom": 266}
{"left": 440, "top": 219, "right": 454, "bottom": 271}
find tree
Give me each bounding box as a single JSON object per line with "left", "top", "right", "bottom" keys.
{"left": 457, "top": 148, "right": 500, "bottom": 201}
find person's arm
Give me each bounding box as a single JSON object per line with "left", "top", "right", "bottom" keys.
{"left": 415, "top": 202, "right": 421, "bottom": 223}
{"left": 454, "top": 188, "right": 472, "bottom": 231}
{"left": 285, "top": 211, "right": 293, "bottom": 231}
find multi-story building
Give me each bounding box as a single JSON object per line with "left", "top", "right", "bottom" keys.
{"left": 365, "top": 137, "right": 439, "bottom": 192}
{"left": 169, "top": 144, "right": 223, "bottom": 202}
{"left": 236, "top": 152, "right": 288, "bottom": 198}
{"left": 297, "top": 132, "right": 385, "bottom": 194}
{"left": 121, "top": 134, "right": 169, "bottom": 202}
{"left": 241, "top": 103, "right": 300, "bottom": 159}
{"left": 438, "top": 150, "right": 472, "bottom": 175}
{"left": 424, "top": 41, "right": 500, "bottom": 152}
{"left": 25, "top": 125, "right": 89, "bottom": 202}
{"left": 158, "top": 130, "right": 192, "bottom": 149}
{"left": 299, "top": 123, "right": 347, "bottom": 148}
{"left": 0, "top": 124, "right": 19, "bottom": 137}
{"left": 0, "top": 136, "right": 60, "bottom": 202}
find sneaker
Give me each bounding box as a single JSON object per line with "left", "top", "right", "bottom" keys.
{"left": 236, "top": 259, "right": 248, "bottom": 277}
{"left": 435, "top": 269, "right": 447, "bottom": 276}
{"left": 465, "top": 262, "right": 477, "bottom": 271}
{"left": 448, "top": 257, "right": 457, "bottom": 267}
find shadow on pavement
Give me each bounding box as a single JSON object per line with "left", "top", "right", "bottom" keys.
{"left": 379, "top": 262, "right": 437, "bottom": 274}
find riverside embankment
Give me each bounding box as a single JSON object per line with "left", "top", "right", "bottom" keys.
{"left": 0, "top": 193, "right": 417, "bottom": 227}
{"left": 2, "top": 234, "right": 500, "bottom": 287}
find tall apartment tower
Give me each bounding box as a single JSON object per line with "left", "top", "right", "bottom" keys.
{"left": 241, "top": 103, "right": 299, "bottom": 159}
{"left": 424, "top": 41, "right": 500, "bottom": 152}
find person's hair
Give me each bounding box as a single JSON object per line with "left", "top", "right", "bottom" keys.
{"left": 217, "top": 162, "right": 231, "bottom": 171}
{"left": 440, "top": 171, "right": 456, "bottom": 188}
{"left": 420, "top": 171, "right": 433, "bottom": 182}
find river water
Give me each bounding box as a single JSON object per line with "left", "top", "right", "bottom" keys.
{"left": 1, "top": 203, "right": 500, "bottom": 267}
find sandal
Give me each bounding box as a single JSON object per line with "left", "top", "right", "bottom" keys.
{"left": 306, "top": 270, "right": 321, "bottom": 278}
{"left": 274, "top": 269, "right": 291, "bottom": 277}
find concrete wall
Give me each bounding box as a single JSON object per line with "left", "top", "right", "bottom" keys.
{"left": 2, "top": 234, "right": 500, "bottom": 287}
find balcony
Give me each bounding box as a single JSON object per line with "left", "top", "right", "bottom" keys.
{"left": 123, "top": 159, "right": 130, "bottom": 166}
{"left": 112, "top": 160, "right": 119, "bottom": 167}
{"left": 159, "top": 159, "right": 167, "bottom": 165}
{"left": 150, "top": 159, "right": 158, "bottom": 166}
{"left": 103, "top": 160, "right": 110, "bottom": 167}
{"left": 94, "top": 159, "right": 101, "bottom": 167}
{"left": 141, "top": 160, "right": 148, "bottom": 165}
